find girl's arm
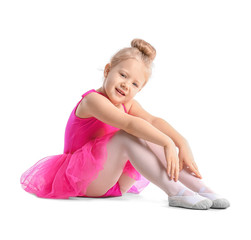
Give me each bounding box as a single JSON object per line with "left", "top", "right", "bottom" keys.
{"left": 128, "top": 99, "right": 201, "bottom": 177}
{"left": 151, "top": 118, "right": 187, "bottom": 148}
{"left": 128, "top": 99, "right": 187, "bottom": 148}
{"left": 83, "top": 92, "right": 173, "bottom": 148}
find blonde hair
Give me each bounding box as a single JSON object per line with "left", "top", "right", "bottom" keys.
{"left": 107, "top": 39, "right": 156, "bottom": 88}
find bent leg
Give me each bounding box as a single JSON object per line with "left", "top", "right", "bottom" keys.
{"left": 86, "top": 130, "right": 195, "bottom": 199}
{"left": 85, "top": 131, "right": 129, "bottom": 197}
{"left": 144, "top": 140, "right": 213, "bottom": 192}
{"left": 144, "top": 140, "right": 214, "bottom": 192}
{"left": 178, "top": 167, "right": 214, "bottom": 193}
{"left": 116, "top": 132, "right": 195, "bottom": 197}
{"left": 143, "top": 140, "right": 214, "bottom": 209}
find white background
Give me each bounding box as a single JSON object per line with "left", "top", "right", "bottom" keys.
{"left": 1, "top": 0, "right": 250, "bottom": 239}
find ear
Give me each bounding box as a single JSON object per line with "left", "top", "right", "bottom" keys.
{"left": 104, "top": 63, "right": 111, "bottom": 78}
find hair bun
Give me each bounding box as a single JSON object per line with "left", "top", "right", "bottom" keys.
{"left": 131, "top": 38, "right": 156, "bottom": 61}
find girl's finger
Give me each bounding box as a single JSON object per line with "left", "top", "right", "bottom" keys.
{"left": 167, "top": 161, "right": 171, "bottom": 177}
{"left": 192, "top": 161, "right": 199, "bottom": 171}
{"left": 192, "top": 162, "right": 202, "bottom": 178}
{"left": 179, "top": 160, "right": 183, "bottom": 171}
{"left": 186, "top": 162, "right": 198, "bottom": 176}
{"left": 190, "top": 165, "right": 202, "bottom": 178}
{"left": 171, "top": 162, "right": 175, "bottom": 180}
{"left": 175, "top": 165, "right": 179, "bottom": 182}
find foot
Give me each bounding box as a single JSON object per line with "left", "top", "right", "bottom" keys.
{"left": 198, "top": 187, "right": 230, "bottom": 209}
{"left": 168, "top": 188, "right": 212, "bottom": 210}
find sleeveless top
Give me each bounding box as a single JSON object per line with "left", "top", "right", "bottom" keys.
{"left": 63, "top": 89, "right": 127, "bottom": 154}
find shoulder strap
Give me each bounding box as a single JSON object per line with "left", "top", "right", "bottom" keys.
{"left": 82, "top": 89, "right": 108, "bottom": 98}
{"left": 122, "top": 104, "right": 127, "bottom": 113}
{"left": 81, "top": 89, "right": 96, "bottom": 98}
{"left": 82, "top": 89, "right": 127, "bottom": 113}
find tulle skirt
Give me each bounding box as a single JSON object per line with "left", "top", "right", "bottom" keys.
{"left": 20, "top": 132, "right": 150, "bottom": 199}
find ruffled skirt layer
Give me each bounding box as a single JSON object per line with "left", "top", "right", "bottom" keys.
{"left": 20, "top": 133, "right": 150, "bottom": 199}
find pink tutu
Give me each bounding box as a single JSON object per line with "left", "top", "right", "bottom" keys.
{"left": 20, "top": 89, "right": 150, "bottom": 199}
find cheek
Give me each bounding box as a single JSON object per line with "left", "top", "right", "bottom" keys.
{"left": 132, "top": 88, "right": 139, "bottom": 94}
{"left": 105, "top": 78, "right": 114, "bottom": 87}
{"left": 128, "top": 91, "right": 137, "bottom": 99}
{"left": 109, "top": 78, "right": 117, "bottom": 86}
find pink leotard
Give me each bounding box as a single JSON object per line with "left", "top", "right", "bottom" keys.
{"left": 20, "top": 89, "right": 150, "bottom": 199}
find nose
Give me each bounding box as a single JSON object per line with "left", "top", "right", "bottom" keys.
{"left": 121, "top": 82, "right": 128, "bottom": 91}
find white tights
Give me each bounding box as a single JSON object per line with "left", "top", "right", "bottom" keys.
{"left": 85, "top": 130, "right": 211, "bottom": 197}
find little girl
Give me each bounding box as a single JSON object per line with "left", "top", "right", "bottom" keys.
{"left": 20, "top": 38, "right": 230, "bottom": 210}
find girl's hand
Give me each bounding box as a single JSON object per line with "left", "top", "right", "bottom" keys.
{"left": 178, "top": 142, "right": 202, "bottom": 179}
{"left": 164, "top": 142, "right": 180, "bottom": 182}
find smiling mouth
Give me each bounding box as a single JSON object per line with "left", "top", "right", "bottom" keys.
{"left": 115, "top": 88, "right": 125, "bottom": 96}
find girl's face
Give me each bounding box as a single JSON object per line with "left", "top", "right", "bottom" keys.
{"left": 100, "top": 58, "right": 147, "bottom": 106}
